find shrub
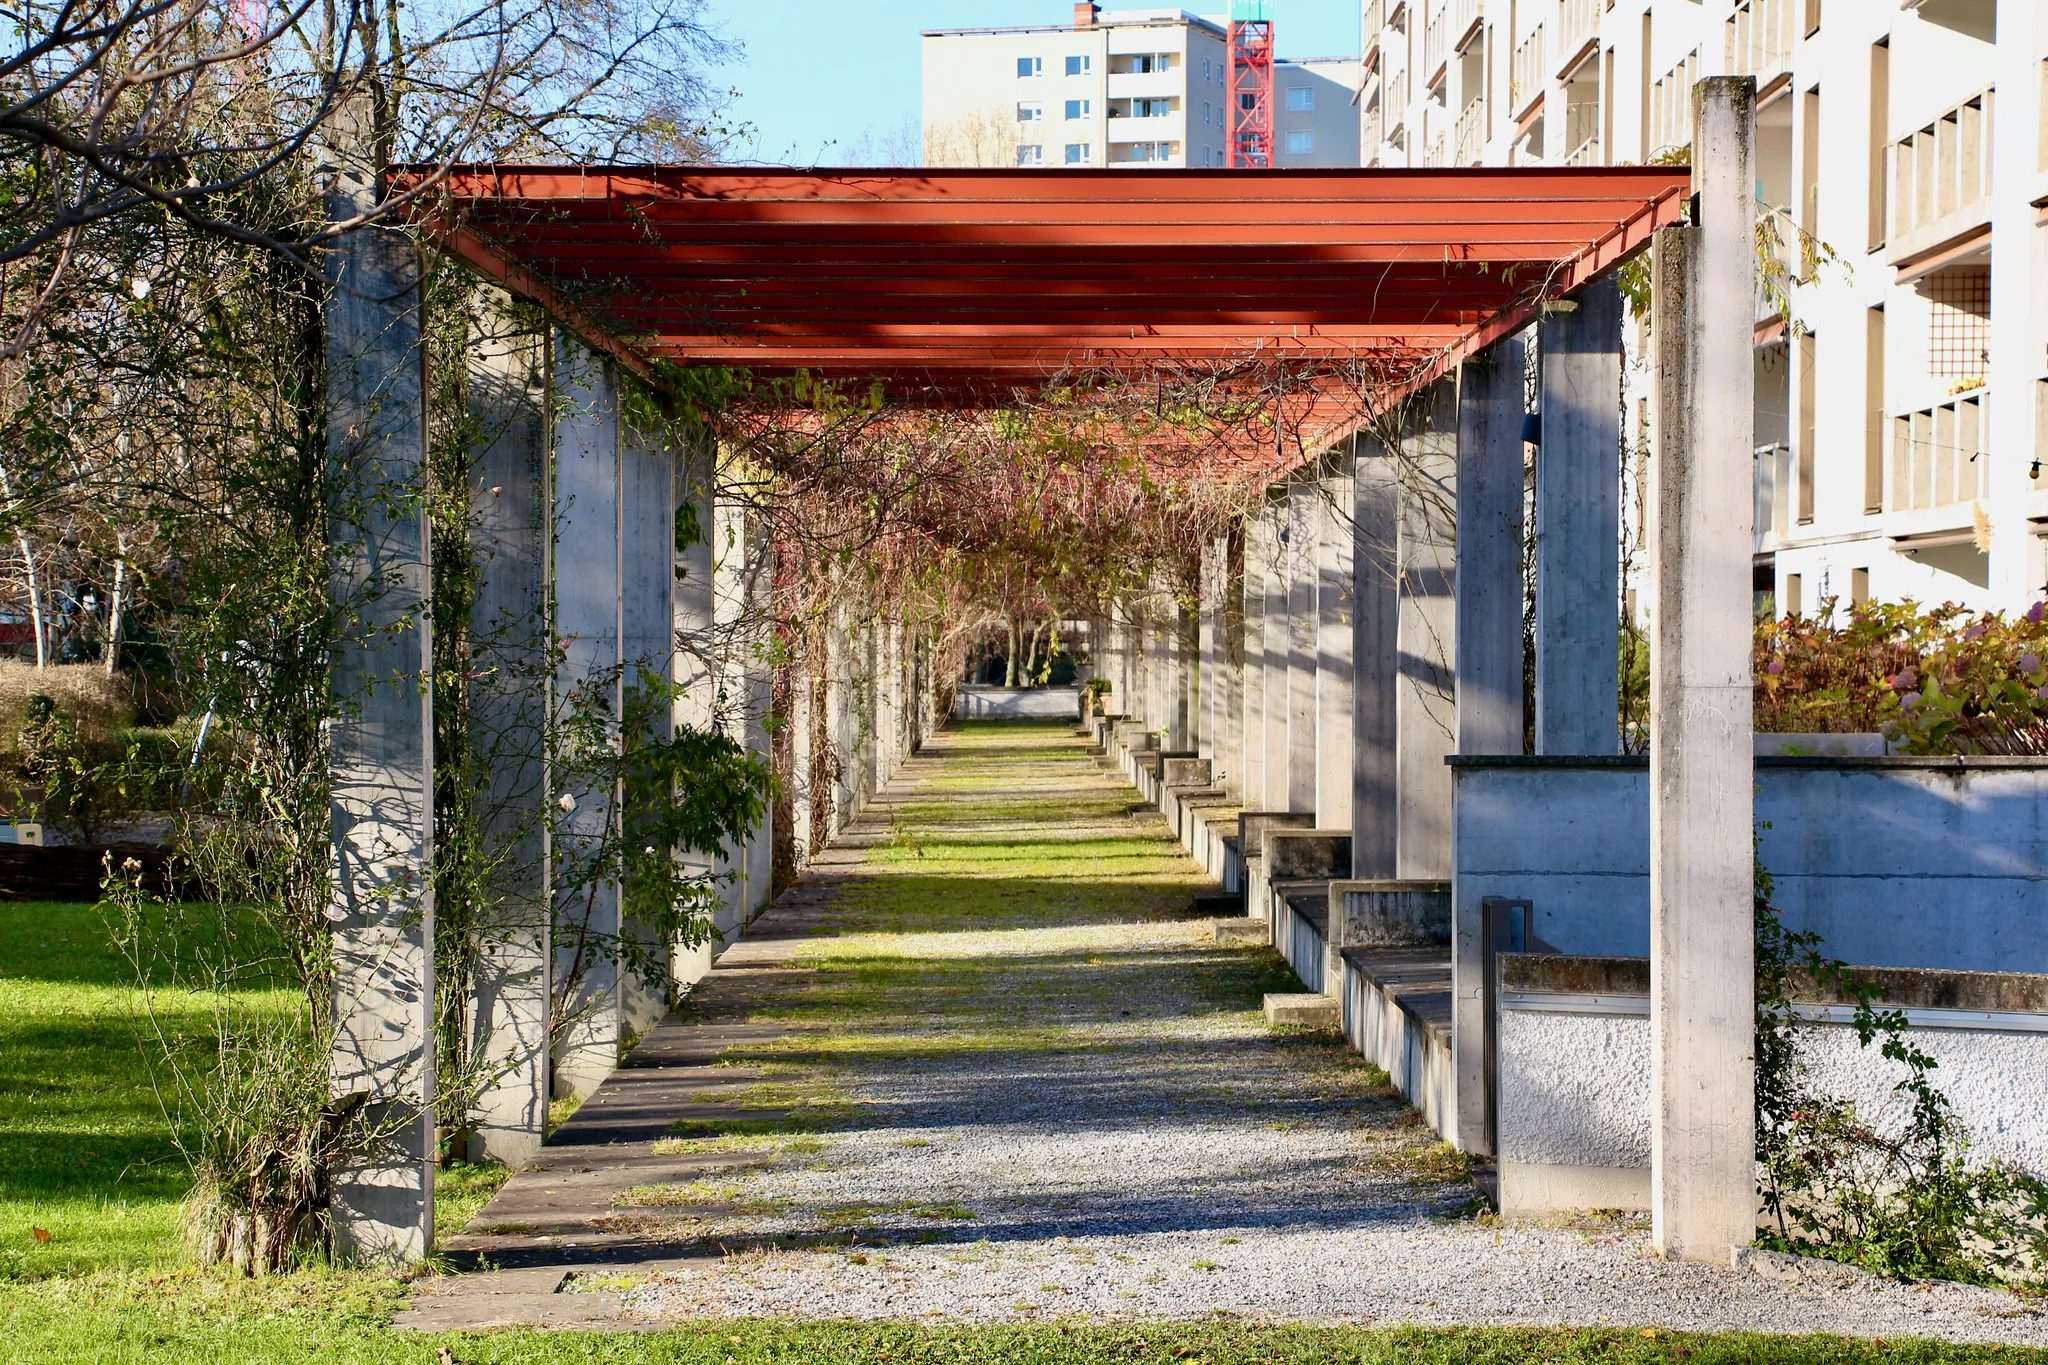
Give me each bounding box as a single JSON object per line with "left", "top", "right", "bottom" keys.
{"left": 1755, "top": 599, "right": 2048, "bottom": 754}
{"left": 0, "top": 662, "right": 135, "bottom": 758}
{"left": 1755, "top": 853, "right": 2048, "bottom": 1285}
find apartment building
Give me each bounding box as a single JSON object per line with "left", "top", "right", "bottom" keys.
{"left": 1363, "top": 0, "right": 2047, "bottom": 614}
{"left": 922, "top": 5, "right": 1360, "bottom": 170}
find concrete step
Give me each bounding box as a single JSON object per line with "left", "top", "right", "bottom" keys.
{"left": 1264, "top": 992, "right": 1340, "bottom": 1028}
{"left": 1209, "top": 919, "right": 1270, "bottom": 947}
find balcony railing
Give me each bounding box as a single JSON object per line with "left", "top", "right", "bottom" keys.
{"left": 1755, "top": 444, "right": 1793, "bottom": 551}
{"left": 1455, "top": 98, "right": 1485, "bottom": 165}
{"left": 1562, "top": 135, "right": 1602, "bottom": 167}
{"left": 1648, "top": 48, "right": 1699, "bottom": 156}
{"left": 1452, "top": 0, "right": 1484, "bottom": 47}
{"left": 1890, "top": 389, "right": 1990, "bottom": 514}
{"left": 1725, "top": 0, "right": 1794, "bottom": 87}
{"left": 1890, "top": 88, "right": 1995, "bottom": 265}
{"left": 1423, "top": 135, "right": 1451, "bottom": 168}
{"left": 1557, "top": 0, "right": 1601, "bottom": 73}
{"left": 1511, "top": 23, "right": 1545, "bottom": 116}
{"left": 1383, "top": 67, "right": 1411, "bottom": 142}
{"left": 1364, "top": 0, "right": 1384, "bottom": 61}
{"left": 1424, "top": 2, "right": 1447, "bottom": 80}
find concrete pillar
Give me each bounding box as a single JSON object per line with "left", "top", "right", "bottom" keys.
{"left": 1197, "top": 545, "right": 1218, "bottom": 759}
{"left": 1456, "top": 340, "right": 1529, "bottom": 757}
{"left": 464, "top": 303, "right": 550, "bottom": 1168}
{"left": 1449, "top": 338, "right": 1530, "bottom": 1156}
{"left": 1536, "top": 278, "right": 1623, "bottom": 755}
{"left": 1649, "top": 76, "right": 1757, "bottom": 1264}
{"left": 1285, "top": 481, "right": 1318, "bottom": 813}
{"left": 670, "top": 434, "right": 717, "bottom": 990}
{"left": 1351, "top": 433, "right": 1398, "bottom": 879}
{"left": 1172, "top": 592, "right": 1197, "bottom": 752}
{"left": 324, "top": 120, "right": 434, "bottom": 1260}
{"left": 1240, "top": 516, "right": 1267, "bottom": 806}
{"left": 1985, "top": 1, "right": 2043, "bottom": 608}
{"left": 1260, "top": 493, "right": 1290, "bottom": 810}
{"left": 790, "top": 640, "right": 813, "bottom": 869}
{"left": 825, "top": 605, "right": 851, "bottom": 833}
{"left": 549, "top": 333, "right": 623, "bottom": 1101}
{"left": 1315, "top": 460, "right": 1355, "bottom": 828}
{"left": 1397, "top": 382, "right": 1458, "bottom": 879}
{"left": 618, "top": 409, "right": 675, "bottom": 1036}
{"left": 1217, "top": 528, "right": 1245, "bottom": 801}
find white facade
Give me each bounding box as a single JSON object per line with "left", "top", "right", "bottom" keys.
{"left": 1363, "top": 0, "right": 2048, "bottom": 614}
{"left": 923, "top": 7, "right": 1360, "bottom": 170}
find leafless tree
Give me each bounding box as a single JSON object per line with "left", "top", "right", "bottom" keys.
{"left": 0, "top": 0, "right": 733, "bottom": 354}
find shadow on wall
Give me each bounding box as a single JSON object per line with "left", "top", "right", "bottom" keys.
{"left": 1451, "top": 757, "right": 2048, "bottom": 973}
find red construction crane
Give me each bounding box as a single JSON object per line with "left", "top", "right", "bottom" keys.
{"left": 1226, "top": 0, "right": 1275, "bottom": 169}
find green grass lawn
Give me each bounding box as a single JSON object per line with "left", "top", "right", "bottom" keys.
{"left": 0, "top": 898, "right": 201, "bottom": 1279}
{"left": 3, "top": 729, "right": 2046, "bottom": 1361}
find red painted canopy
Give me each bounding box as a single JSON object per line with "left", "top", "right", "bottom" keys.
{"left": 406, "top": 164, "right": 1689, "bottom": 401}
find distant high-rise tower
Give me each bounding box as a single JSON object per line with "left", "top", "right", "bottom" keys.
{"left": 1226, "top": 0, "right": 1274, "bottom": 167}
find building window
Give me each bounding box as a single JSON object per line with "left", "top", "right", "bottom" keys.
{"left": 1064, "top": 142, "right": 1090, "bottom": 164}
{"left": 1132, "top": 97, "right": 1173, "bottom": 117}
{"left": 1202, "top": 58, "right": 1212, "bottom": 80}
{"left": 1065, "top": 98, "right": 1091, "bottom": 119}
{"left": 1066, "top": 54, "right": 1091, "bottom": 76}
{"left": 1018, "top": 102, "right": 1044, "bottom": 122}
{"left": 1287, "top": 86, "right": 1314, "bottom": 112}
{"left": 1018, "top": 57, "right": 1043, "bottom": 78}
{"left": 1285, "top": 130, "right": 1315, "bottom": 155}
{"left": 1017, "top": 144, "right": 1044, "bottom": 166}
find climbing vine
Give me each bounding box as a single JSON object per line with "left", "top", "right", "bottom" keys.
{"left": 1754, "top": 851, "right": 2048, "bottom": 1285}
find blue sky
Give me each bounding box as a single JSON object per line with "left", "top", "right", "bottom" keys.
{"left": 701, "top": 2, "right": 1363, "bottom": 165}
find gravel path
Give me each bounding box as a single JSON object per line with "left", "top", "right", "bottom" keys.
{"left": 621, "top": 723, "right": 2048, "bottom": 1345}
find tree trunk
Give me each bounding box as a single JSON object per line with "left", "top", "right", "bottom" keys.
{"left": 1005, "top": 618, "right": 1019, "bottom": 687}
{"left": 17, "top": 533, "right": 45, "bottom": 669}
{"left": 104, "top": 542, "right": 127, "bottom": 675}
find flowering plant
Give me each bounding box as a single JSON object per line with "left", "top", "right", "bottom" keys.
{"left": 1756, "top": 600, "right": 2048, "bottom": 755}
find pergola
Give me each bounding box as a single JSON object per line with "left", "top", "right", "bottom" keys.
{"left": 419, "top": 163, "right": 1685, "bottom": 394}
{"left": 327, "top": 84, "right": 1755, "bottom": 1268}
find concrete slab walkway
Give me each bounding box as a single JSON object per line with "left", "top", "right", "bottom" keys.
{"left": 399, "top": 721, "right": 2048, "bottom": 1344}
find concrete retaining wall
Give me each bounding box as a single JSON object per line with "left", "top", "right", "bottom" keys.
{"left": 954, "top": 685, "right": 1082, "bottom": 720}
{"left": 1495, "top": 954, "right": 2048, "bottom": 1216}
{"left": 1451, "top": 757, "right": 2048, "bottom": 973}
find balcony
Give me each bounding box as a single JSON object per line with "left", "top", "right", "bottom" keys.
{"left": 1451, "top": 0, "right": 1484, "bottom": 49}
{"left": 1511, "top": 24, "right": 1545, "bottom": 118}
{"left": 1424, "top": 2, "right": 1447, "bottom": 83}
{"left": 1107, "top": 109, "right": 1187, "bottom": 144}
{"left": 1562, "top": 135, "right": 1602, "bottom": 166}
{"left": 1887, "top": 389, "right": 1990, "bottom": 528}
{"left": 1107, "top": 70, "right": 1182, "bottom": 100}
{"left": 1755, "top": 444, "right": 1793, "bottom": 553}
{"left": 1647, "top": 48, "right": 1699, "bottom": 155}
{"left": 1556, "top": 0, "right": 1601, "bottom": 77}
{"left": 1383, "top": 68, "right": 1411, "bottom": 142}
{"left": 1725, "top": 0, "right": 1794, "bottom": 89}
{"left": 1889, "top": 88, "right": 1995, "bottom": 269}
{"left": 1455, "top": 98, "right": 1485, "bottom": 166}
{"left": 1365, "top": 0, "right": 1384, "bottom": 54}
{"left": 1423, "top": 135, "right": 1451, "bottom": 169}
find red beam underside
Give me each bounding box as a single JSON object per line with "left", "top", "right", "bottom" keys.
{"left": 403, "top": 164, "right": 1685, "bottom": 409}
